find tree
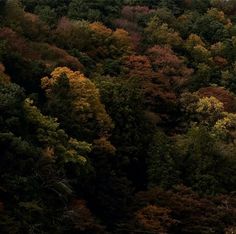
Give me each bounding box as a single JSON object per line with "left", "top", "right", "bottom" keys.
{"left": 147, "top": 131, "right": 181, "bottom": 189}
{"left": 2, "top": 51, "right": 47, "bottom": 94}
{"left": 133, "top": 186, "right": 236, "bottom": 234}
{"left": 211, "top": 0, "right": 236, "bottom": 16}
{"left": 184, "top": 0, "right": 211, "bottom": 13}
{"left": 176, "top": 11, "right": 198, "bottom": 38}
{"left": 68, "top": 0, "right": 122, "bottom": 23}
{"left": 198, "top": 86, "right": 236, "bottom": 112}
{"left": 65, "top": 199, "right": 105, "bottom": 233}
{"left": 41, "top": 67, "right": 113, "bottom": 142}
{"left": 111, "top": 28, "right": 133, "bottom": 56}
{"left": 135, "top": 205, "right": 177, "bottom": 233}
{"left": 185, "top": 34, "right": 211, "bottom": 63}
{"left": 207, "top": 7, "right": 231, "bottom": 26}
{"left": 68, "top": 0, "right": 101, "bottom": 22}
{"left": 221, "top": 61, "right": 236, "bottom": 93}
{"left": 176, "top": 126, "right": 225, "bottom": 194}
{"left": 123, "top": 55, "right": 153, "bottom": 79}
{"left": 190, "top": 63, "right": 212, "bottom": 89}
{"left": 144, "top": 45, "right": 192, "bottom": 127}
{"left": 34, "top": 5, "right": 57, "bottom": 25}
{"left": 0, "top": 80, "right": 92, "bottom": 233}
{"left": 174, "top": 92, "right": 236, "bottom": 194}
{"left": 192, "top": 14, "right": 230, "bottom": 43}
{"left": 54, "top": 17, "right": 93, "bottom": 51}
{"left": 96, "top": 76, "right": 152, "bottom": 189}
{"left": 144, "top": 16, "right": 183, "bottom": 48}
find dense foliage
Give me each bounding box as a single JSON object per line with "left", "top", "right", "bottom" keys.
{"left": 0, "top": 0, "right": 236, "bottom": 233}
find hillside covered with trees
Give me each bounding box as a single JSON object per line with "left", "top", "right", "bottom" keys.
{"left": 0, "top": 0, "right": 236, "bottom": 233}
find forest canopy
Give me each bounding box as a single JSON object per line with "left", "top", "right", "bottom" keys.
{"left": 0, "top": 0, "right": 236, "bottom": 233}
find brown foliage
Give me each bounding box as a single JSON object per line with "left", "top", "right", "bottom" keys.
{"left": 148, "top": 45, "right": 192, "bottom": 84}
{"left": 0, "top": 27, "right": 38, "bottom": 60}
{"left": 128, "top": 45, "right": 192, "bottom": 124}
{"left": 135, "top": 205, "right": 177, "bottom": 234}
{"left": 113, "top": 5, "right": 154, "bottom": 50}
{"left": 121, "top": 5, "right": 155, "bottom": 21}
{"left": 114, "top": 18, "right": 139, "bottom": 32}
{"left": 198, "top": 86, "right": 236, "bottom": 112}
{"left": 54, "top": 17, "right": 92, "bottom": 52}
{"left": 113, "top": 19, "right": 141, "bottom": 50}
{"left": 21, "top": 12, "right": 50, "bottom": 40}
{"left": 133, "top": 186, "right": 236, "bottom": 234}
{"left": 0, "top": 63, "right": 5, "bottom": 73}
{"left": 0, "top": 27, "right": 83, "bottom": 70}
{"left": 31, "top": 43, "right": 84, "bottom": 70}
{"left": 69, "top": 199, "right": 104, "bottom": 233}
{"left": 123, "top": 55, "right": 154, "bottom": 79}
{"left": 0, "top": 63, "right": 10, "bottom": 84}
{"left": 123, "top": 47, "right": 191, "bottom": 122}
{"left": 213, "top": 56, "right": 228, "bottom": 68}
{"left": 123, "top": 53, "right": 178, "bottom": 124}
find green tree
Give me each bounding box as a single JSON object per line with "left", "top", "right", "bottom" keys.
{"left": 68, "top": 0, "right": 122, "bottom": 23}
{"left": 144, "top": 16, "right": 183, "bottom": 47}
{"left": 34, "top": 5, "right": 57, "bottom": 25}
{"left": 192, "top": 14, "right": 230, "bottom": 43}
{"left": 176, "top": 126, "right": 236, "bottom": 194}
{"left": 147, "top": 131, "right": 181, "bottom": 189}
{"left": 96, "top": 77, "right": 152, "bottom": 189}
{"left": 0, "top": 81, "right": 92, "bottom": 233}
{"left": 54, "top": 18, "right": 93, "bottom": 51}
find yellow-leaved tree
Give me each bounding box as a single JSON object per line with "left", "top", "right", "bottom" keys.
{"left": 181, "top": 93, "right": 236, "bottom": 142}
{"left": 41, "top": 67, "right": 114, "bottom": 153}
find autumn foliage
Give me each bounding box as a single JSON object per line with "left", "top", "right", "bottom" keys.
{"left": 0, "top": 0, "right": 236, "bottom": 233}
